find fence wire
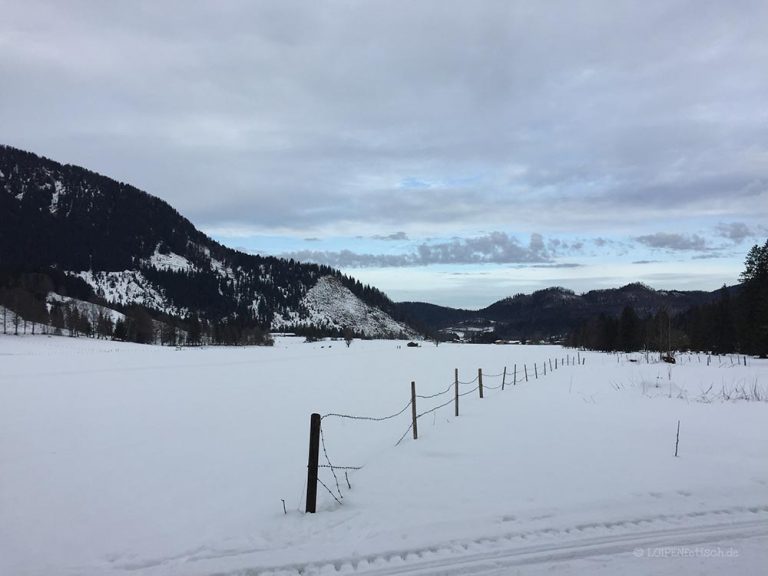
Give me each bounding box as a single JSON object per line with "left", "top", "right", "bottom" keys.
{"left": 313, "top": 359, "right": 576, "bottom": 506}
{"left": 317, "top": 477, "right": 342, "bottom": 506}
{"left": 458, "top": 384, "right": 481, "bottom": 397}
{"left": 319, "top": 425, "right": 343, "bottom": 501}
{"left": 416, "top": 381, "right": 454, "bottom": 399}
{"left": 482, "top": 381, "right": 503, "bottom": 390}
{"left": 322, "top": 398, "right": 413, "bottom": 422}
{"left": 319, "top": 464, "right": 362, "bottom": 471}
{"left": 395, "top": 423, "right": 414, "bottom": 446}
{"left": 395, "top": 392, "right": 468, "bottom": 445}
{"left": 416, "top": 395, "right": 456, "bottom": 419}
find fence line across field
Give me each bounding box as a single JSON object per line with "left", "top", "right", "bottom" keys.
{"left": 304, "top": 354, "right": 585, "bottom": 513}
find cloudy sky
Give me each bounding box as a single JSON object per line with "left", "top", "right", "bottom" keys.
{"left": 2, "top": 1, "right": 767, "bottom": 307}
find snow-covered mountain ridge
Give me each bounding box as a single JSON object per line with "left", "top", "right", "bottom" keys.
{"left": 0, "top": 144, "right": 419, "bottom": 341}
{"left": 274, "top": 276, "right": 417, "bottom": 338}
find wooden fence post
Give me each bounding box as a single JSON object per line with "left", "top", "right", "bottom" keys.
{"left": 524, "top": 364, "right": 528, "bottom": 382}
{"left": 513, "top": 364, "right": 517, "bottom": 386}
{"left": 454, "top": 368, "right": 459, "bottom": 417}
{"left": 543, "top": 361, "right": 546, "bottom": 376}
{"left": 478, "top": 368, "right": 484, "bottom": 398}
{"left": 555, "top": 358, "right": 558, "bottom": 370}
{"left": 306, "top": 413, "right": 321, "bottom": 513}
{"left": 502, "top": 366, "right": 507, "bottom": 391}
{"left": 549, "top": 358, "right": 553, "bottom": 371}
{"left": 411, "top": 381, "right": 418, "bottom": 440}
{"left": 534, "top": 363, "right": 538, "bottom": 379}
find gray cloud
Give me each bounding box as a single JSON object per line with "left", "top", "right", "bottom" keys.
{"left": 1, "top": 1, "right": 764, "bottom": 308}
{"left": 282, "top": 250, "right": 413, "bottom": 268}
{"left": 715, "top": 222, "right": 755, "bottom": 244}
{"left": 282, "top": 232, "right": 551, "bottom": 267}
{"left": 546, "top": 238, "right": 587, "bottom": 257}
{"left": 372, "top": 232, "right": 409, "bottom": 241}
{"left": 415, "top": 232, "right": 549, "bottom": 265}
{"left": 692, "top": 253, "right": 725, "bottom": 260}
{"left": 529, "top": 263, "right": 583, "bottom": 269}
{"left": 1, "top": 1, "right": 766, "bottom": 239}
{"left": 635, "top": 233, "right": 711, "bottom": 252}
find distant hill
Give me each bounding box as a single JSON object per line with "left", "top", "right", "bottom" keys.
{"left": 0, "top": 145, "right": 418, "bottom": 342}
{"left": 397, "top": 283, "right": 724, "bottom": 342}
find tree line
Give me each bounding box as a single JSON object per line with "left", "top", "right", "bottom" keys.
{"left": 568, "top": 240, "right": 768, "bottom": 357}
{"left": 0, "top": 270, "right": 272, "bottom": 346}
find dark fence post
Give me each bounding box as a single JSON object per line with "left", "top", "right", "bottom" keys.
{"left": 478, "top": 368, "right": 484, "bottom": 398}
{"left": 306, "top": 413, "right": 321, "bottom": 513}
{"left": 502, "top": 366, "right": 507, "bottom": 391}
{"left": 454, "top": 368, "right": 459, "bottom": 416}
{"left": 411, "top": 381, "right": 418, "bottom": 439}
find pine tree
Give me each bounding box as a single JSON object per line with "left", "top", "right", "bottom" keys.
{"left": 740, "top": 240, "right": 768, "bottom": 356}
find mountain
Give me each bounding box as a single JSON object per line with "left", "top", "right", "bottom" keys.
{"left": 273, "top": 275, "right": 415, "bottom": 338}
{"left": 397, "top": 283, "right": 722, "bottom": 342}
{"left": 0, "top": 145, "right": 418, "bottom": 342}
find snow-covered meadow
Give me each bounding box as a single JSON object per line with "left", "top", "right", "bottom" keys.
{"left": 1, "top": 335, "right": 766, "bottom": 576}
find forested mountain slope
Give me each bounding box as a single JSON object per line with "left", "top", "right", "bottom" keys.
{"left": 0, "top": 145, "right": 417, "bottom": 343}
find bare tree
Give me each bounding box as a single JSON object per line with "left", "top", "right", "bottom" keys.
{"left": 343, "top": 326, "right": 354, "bottom": 348}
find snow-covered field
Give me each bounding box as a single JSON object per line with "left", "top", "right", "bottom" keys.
{"left": 1, "top": 335, "right": 766, "bottom": 576}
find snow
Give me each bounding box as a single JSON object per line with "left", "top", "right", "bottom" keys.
{"left": 0, "top": 337, "right": 766, "bottom": 576}
{"left": 209, "top": 257, "right": 232, "bottom": 277}
{"left": 185, "top": 243, "right": 230, "bottom": 277}
{"left": 274, "top": 276, "right": 417, "bottom": 338}
{"left": 0, "top": 305, "right": 23, "bottom": 332}
{"left": 47, "top": 293, "right": 126, "bottom": 325}
{"left": 49, "top": 180, "right": 65, "bottom": 214}
{"left": 74, "top": 270, "right": 185, "bottom": 316}
{"left": 148, "top": 249, "right": 193, "bottom": 273}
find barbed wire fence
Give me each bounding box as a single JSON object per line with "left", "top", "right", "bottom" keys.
{"left": 304, "top": 353, "right": 587, "bottom": 513}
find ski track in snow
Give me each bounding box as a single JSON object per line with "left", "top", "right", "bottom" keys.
{"left": 111, "top": 505, "right": 768, "bottom": 575}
